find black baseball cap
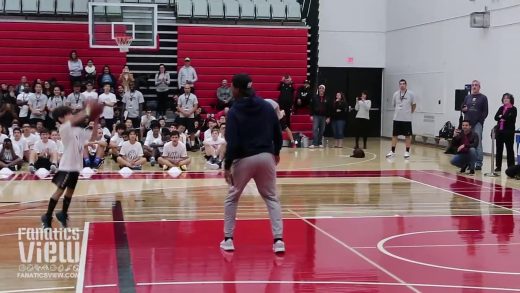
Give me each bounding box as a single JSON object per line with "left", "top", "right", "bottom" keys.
{"left": 232, "top": 73, "right": 254, "bottom": 97}
{"left": 3, "top": 138, "right": 11, "bottom": 143}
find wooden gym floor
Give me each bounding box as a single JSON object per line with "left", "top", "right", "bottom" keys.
{"left": 1, "top": 138, "right": 520, "bottom": 293}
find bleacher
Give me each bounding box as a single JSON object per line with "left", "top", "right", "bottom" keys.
{"left": 0, "top": 21, "right": 126, "bottom": 90}
{"left": 176, "top": 0, "right": 301, "bottom": 21}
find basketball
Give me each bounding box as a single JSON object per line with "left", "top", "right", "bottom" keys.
{"left": 86, "top": 100, "right": 103, "bottom": 120}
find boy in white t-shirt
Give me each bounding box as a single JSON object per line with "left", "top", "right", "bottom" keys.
{"left": 29, "top": 129, "right": 58, "bottom": 174}
{"left": 143, "top": 122, "right": 163, "bottom": 166}
{"left": 83, "top": 127, "right": 107, "bottom": 169}
{"left": 203, "top": 127, "right": 226, "bottom": 170}
{"left": 158, "top": 130, "right": 191, "bottom": 171}
{"left": 10, "top": 128, "right": 29, "bottom": 161}
{"left": 41, "top": 103, "right": 102, "bottom": 229}
{"left": 82, "top": 81, "right": 99, "bottom": 102}
{"left": 0, "top": 124, "right": 8, "bottom": 145}
{"left": 109, "top": 123, "right": 127, "bottom": 160}
{"left": 98, "top": 83, "right": 117, "bottom": 132}
{"left": 117, "top": 129, "right": 146, "bottom": 170}
{"left": 50, "top": 130, "right": 64, "bottom": 163}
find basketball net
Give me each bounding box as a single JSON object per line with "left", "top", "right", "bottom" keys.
{"left": 115, "top": 36, "right": 133, "bottom": 53}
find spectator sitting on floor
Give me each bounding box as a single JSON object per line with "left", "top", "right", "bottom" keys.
{"left": 204, "top": 127, "right": 226, "bottom": 170}
{"left": 124, "top": 119, "right": 134, "bottom": 131}
{"left": 50, "top": 130, "right": 64, "bottom": 163}
{"left": 158, "top": 130, "right": 191, "bottom": 171}
{"left": 204, "top": 119, "right": 219, "bottom": 141}
{"left": 450, "top": 120, "right": 479, "bottom": 175}
{"left": 83, "top": 127, "right": 106, "bottom": 169}
{"left": 28, "top": 128, "right": 58, "bottom": 174}
{"left": 21, "top": 123, "right": 38, "bottom": 150}
{"left": 10, "top": 128, "right": 29, "bottom": 162}
{"left": 0, "top": 138, "right": 24, "bottom": 171}
{"left": 215, "top": 107, "right": 229, "bottom": 123}
{"left": 0, "top": 125, "right": 8, "bottom": 144}
{"left": 8, "top": 120, "right": 20, "bottom": 137}
{"left": 117, "top": 129, "right": 146, "bottom": 170}
{"left": 109, "top": 124, "right": 128, "bottom": 162}
{"left": 144, "top": 122, "right": 163, "bottom": 167}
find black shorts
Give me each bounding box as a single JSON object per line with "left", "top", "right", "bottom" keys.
{"left": 393, "top": 121, "right": 413, "bottom": 136}
{"left": 34, "top": 157, "right": 51, "bottom": 170}
{"left": 52, "top": 171, "right": 80, "bottom": 190}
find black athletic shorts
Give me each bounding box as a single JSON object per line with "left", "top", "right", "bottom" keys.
{"left": 52, "top": 171, "right": 80, "bottom": 190}
{"left": 392, "top": 121, "right": 413, "bottom": 136}
{"left": 176, "top": 117, "right": 195, "bottom": 133}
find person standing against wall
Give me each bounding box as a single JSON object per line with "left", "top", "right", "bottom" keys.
{"left": 494, "top": 93, "right": 516, "bottom": 172}
{"left": 331, "top": 92, "right": 347, "bottom": 148}
{"left": 354, "top": 90, "right": 371, "bottom": 149}
{"left": 309, "top": 84, "right": 332, "bottom": 148}
{"left": 386, "top": 79, "right": 416, "bottom": 159}
{"left": 155, "top": 64, "right": 171, "bottom": 117}
{"left": 461, "top": 80, "right": 488, "bottom": 170}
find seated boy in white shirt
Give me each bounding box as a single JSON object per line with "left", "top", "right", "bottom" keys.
{"left": 143, "top": 122, "right": 163, "bottom": 166}
{"left": 83, "top": 127, "right": 107, "bottom": 169}
{"left": 29, "top": 128, "right": 58, "bottom": 174}
{"left": 50, "top": 130, "right": 64, "bottom": 163}
{"left": 158, "top": 130, "right": 191, "bottom": 171}
{"left": 116, "top": 129, "right": 146, "bottom": 170}
{"left": 203, "top": 127, "right": 226, "bottom": 170}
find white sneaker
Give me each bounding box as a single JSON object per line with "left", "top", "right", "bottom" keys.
{"left": 308, "top": 145, "right": 315, "bottom": 149}
{"left": 205, "top": 161, "right": 220, "bottom": 170}
{"left": 404, "top": 151, "right": 410, "bottom": 159}
{"left": 220, "top": 239, "right": 235, "bottom": 251}
{"left": 319, "top": 145, "right": 324, "bottom": 148}
{"left": 273, "top": 240, "right": 286, "bottom": 253}
{"left": 386, "top": 151, "right": 395, "bottom": 158}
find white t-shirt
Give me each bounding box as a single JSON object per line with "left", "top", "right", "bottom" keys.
{"left": 54, "top": 140, "right": 64, "bottom": 154}
{"left": 58, "top": 122, "right": 92, "bottom": 172}
{"left": 33, "top": 139, "right": 58, "bottom": 157}
{"left": 144, "top": 131, "right": 162, "bottom": 147}
{"left": 22, "top": 133, "right": 39, "bottom": 150}
{"left": 265, "top": 99, "right": 284, "bottom": 120}
{"left": 98, "top": 93, "right": 117, "bottom": 119}
{"left": 11, "top": 137, "right": 28, "bottom": 158}
{"left": 204, "top": 137, "right": 226, "bottom": 151}
{"left": 162, "top": 141, "right": 188, "bottom": 160}
{"left": 83, "top": 90, "right": 99, "bottom": 102}
{"left": 17, "top": 92, "right": 32, "bottom": 118}
{"left": 0, "top": 134, "right": 8, "bottom": 144}
{"left": 392, "top": 90, "right": 416, "bottom": 122}
{"left": 110, "top": 133, "right": 125, "bottom": 147}
{"left": 120, "top": 141, "right": 143, "bottom": 160}
{"left": 141, "top": 115, "right": 156, "bottom": 129}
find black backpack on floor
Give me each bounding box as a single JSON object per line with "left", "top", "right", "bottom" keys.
{"left": 439, "top": 121, "right": 455, "bottom": 139}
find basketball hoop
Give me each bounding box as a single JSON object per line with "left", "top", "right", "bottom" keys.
{"left": 115, "top": 36, "right": 133, "bottom": 52}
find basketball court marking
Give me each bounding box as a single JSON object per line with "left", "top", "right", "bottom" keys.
{"left": 132, "top": 280, "right": 520, "bottom": 291}
{"left": 376, "top": 229, "right": 520, "bottom": 275}
{"left": 0, "top": 287, "right": 74, "bottom": 293}
{"left": 294, "top": 148, "right": 377, "bottom": 171}
{"left": 288, "top": 209, "right": 420, "bottom": 293}
{"left": 416, "top": 170, "right": 496, "bottom": 190}
{"left": 75, "top": 222, "right": 90, "bottom": 293}
{"left": 402, "top": 177, "right": 520, "bottom": 215}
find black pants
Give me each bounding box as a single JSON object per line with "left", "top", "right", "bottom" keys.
{"left": 496, "top": 131, "right": 515, "bottom": 169}
{"left": 281, "top": 106, "right": 291, "bottom": 129}
{"left": 157, "top": 91, "right": 169, "bottom": 116}
{"left": 105, "top": 118, "right": 114, "bottom": 133}
{"left": 354, "top": 118, "right": 369, "bottom": 148}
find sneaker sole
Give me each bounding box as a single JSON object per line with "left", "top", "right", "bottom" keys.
{"left": 273, "top": 247, "right": 285, "bottom": 253}
{"left": 220, "top": 245, "right": 235, "bottom": 251}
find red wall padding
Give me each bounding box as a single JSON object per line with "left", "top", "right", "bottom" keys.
{"left": 177, "top": 25, "right": 308, "bottom": 103}
{"left": 0, "top": 22, "right": 126, "bottom": 91}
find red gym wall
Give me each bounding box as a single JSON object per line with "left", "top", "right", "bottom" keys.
{"left": 177, "top": 25, "right": 309, "bottom": 111}
{"left": 0, "top": 21, "right": 126, "bottom": 90}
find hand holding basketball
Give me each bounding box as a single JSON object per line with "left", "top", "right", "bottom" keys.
{"left": 85, "top": 100, "right": 103, "bottom": 120}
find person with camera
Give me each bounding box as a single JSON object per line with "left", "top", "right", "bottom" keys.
{"left": 450, "top": 120, "right": 479, "bottom": 175}
{"left": 494, "top": 93, "right": 517, "bottom": 172}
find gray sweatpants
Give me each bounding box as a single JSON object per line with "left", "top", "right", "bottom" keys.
{"left": 224, "top": 152, "right": 283, "bottom": 239}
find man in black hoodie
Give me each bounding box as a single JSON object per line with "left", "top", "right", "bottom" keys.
{"left": 221, "top": 73, "right": 285, "bottom": 254}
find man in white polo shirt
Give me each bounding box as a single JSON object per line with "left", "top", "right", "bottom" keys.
{"left": 386, "top": 79, "right": 416, "bottom": 159}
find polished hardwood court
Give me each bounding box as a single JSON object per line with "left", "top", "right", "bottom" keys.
{"left": 1, "top": 138, "right": 520, "bottom": 292}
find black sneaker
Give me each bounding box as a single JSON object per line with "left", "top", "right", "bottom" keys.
{"left": 468, "top": 170, "right": 475, "bottom": 175}
{"left": 475, "top": 165, "right": 482, "bottom": 171}
{"left": 55, "top": 211, "right": 69, "bottom": 228}
{"left": 495, "top": 168, "right": 501, "bottom": 172}
{"left": 459, "top": 165, "right": 467, "bottom": 174}
{"left": 41, "top": 214, "right": 53, "bottom": 229}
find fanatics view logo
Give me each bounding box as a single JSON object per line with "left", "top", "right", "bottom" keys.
{"left": 17, "top": 228, "right": 80, "bottom": 280}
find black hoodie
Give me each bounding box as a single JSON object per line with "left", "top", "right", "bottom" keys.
{"left": 224, "top": 96, "right": 282, "bottom": 170}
